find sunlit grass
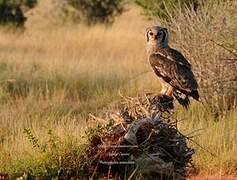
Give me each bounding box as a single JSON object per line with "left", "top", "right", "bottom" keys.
{"left": 0, "top": 2, "right": 236, "bottom": 177}
{"left": 177, "top": 104, "right": 237, "bottom": 175}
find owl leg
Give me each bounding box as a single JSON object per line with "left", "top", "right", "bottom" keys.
{"left": 165, "top": 86, "right": 173, "bottom": 97}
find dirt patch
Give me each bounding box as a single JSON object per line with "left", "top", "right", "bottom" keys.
{"left": 189, "top": 175, "right": 237, "bottom": 180}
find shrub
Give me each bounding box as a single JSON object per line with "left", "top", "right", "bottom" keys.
{"left": 137, "top": 0, "right": 237, "bottom": 115}
{"left": 61, "top": 0, "right": 125, "bottom": 25}
{"left": 135, "top": 0, "right": 198, "bottom": 21}
{"left": 0, "top": 0, "right": 37, "bottom": 27}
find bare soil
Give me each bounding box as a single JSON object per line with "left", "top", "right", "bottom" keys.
{"left": 189, "top": 175, "right": 237, "bottom": 180}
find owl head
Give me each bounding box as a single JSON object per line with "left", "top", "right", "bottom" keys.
{"left": 146, "top": 26, "right": 169, "bottom": 48}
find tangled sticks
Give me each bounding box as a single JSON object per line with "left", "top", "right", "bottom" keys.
{"left": 86, "top": 94, "right": 194, "bottom": 180}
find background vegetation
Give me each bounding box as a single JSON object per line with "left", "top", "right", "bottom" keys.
{"left": 63, "top": 0, "right": 125, "bottom": 25}
{"left": 135, "top": 0, "right": 198, "bottom": 21}
{"left": 0, "top": 0, "right": 125, "bottom": 26}
{"left": 0, "top": 0, "right": 236, "bottom": 178}
{"left": 0, "top": 0, "right": 37, "bottom": 26}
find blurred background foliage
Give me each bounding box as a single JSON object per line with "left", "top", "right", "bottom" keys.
{"left": 0, "top": 0, "right": 125, "bottom": 26}
{"left": 0, "top": 0, "right": 37, "bottom": 26}
{"left": 63, "top": 0, "right": 125, "bottom": 25}
{"left": 135, "top": 0, "right": 199, "bottom": 21}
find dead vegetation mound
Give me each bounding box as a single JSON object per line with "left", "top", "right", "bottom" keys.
{"left": 85, "top": 94, "right": 194, "bottom": 180}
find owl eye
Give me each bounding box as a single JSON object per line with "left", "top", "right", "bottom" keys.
{"left": 157, "top": 31, "right": 162, "bottom": 36}
{"left": 149, "top": 32, "right": 153, "bottom": 36}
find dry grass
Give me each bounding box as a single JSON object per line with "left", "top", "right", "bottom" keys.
{"left": 0, "top": 5, "right": 158, "bottom": 168}
{"left": 177, "top": 105, "right": 237, "bottom": 175}
{"left": 0, "top": 0, "right": 236, "bottom": 176}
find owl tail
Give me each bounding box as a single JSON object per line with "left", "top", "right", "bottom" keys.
{"left": 173, "top": 90, "right": 190, "bottom": 109}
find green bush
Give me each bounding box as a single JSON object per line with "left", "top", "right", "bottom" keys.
{"left": 0, "top": 0, "right": 37, "bottom": 27}
{"left": 135, "top": 0, "right": 198, "bottom": 21}
{"left": 62, "top": 0, "right": 125, "bottom": 25}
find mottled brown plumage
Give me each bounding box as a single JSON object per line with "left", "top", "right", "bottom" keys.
{"left": 146, "top": 26, "right": 199, "bottom": 108}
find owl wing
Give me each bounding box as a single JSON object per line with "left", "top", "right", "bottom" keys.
{"left": 149, "top": 49, "right": 198, "bottom": 96}
{"left": 167, "top": 48, "right": 191, "bottom": 68}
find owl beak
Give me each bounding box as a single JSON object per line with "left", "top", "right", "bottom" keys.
{"left": 154, "top": 35, "right": 158, "bottom": 40}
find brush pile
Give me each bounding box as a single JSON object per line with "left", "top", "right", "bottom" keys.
{"left": 86, "top": 94, "right": 194, "bottom": 180}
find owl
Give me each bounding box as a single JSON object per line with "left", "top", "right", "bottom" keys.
{"left": 146, "top": 26, "right": 199, "bottom": 108}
